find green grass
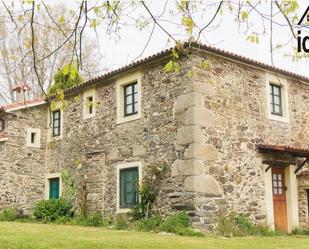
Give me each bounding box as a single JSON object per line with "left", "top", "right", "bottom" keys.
{"left": 0, "top": 222, "right": 309, "bottom": 249}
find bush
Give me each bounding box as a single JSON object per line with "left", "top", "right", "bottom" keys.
{"left": 0, "top": 208, "right": 17, "bottom": 221}
{"left": 134, "top": 216, "right": 161, "bottom": 232}
{"left": 33, "top": 199, "right": 73, "bottom": 222}
{"left": 159, "top": 212, "right": 189, "bottom": 233}
{"left": 114, "top": 214, "right": 129, "bottom": 230}
{"left": 217, "top": 212, "right": 277, "bottom": 237}
{"left": 158, "top": 212, "right": 203, "bottom": 237}
{"left": 292, "top": 227, "right": 309, "bottom": 235}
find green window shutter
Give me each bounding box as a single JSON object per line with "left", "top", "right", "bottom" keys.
{"left": 120, "top": 167, "right": 139, "bottom": 208}
{"left": 49, "top": 178, "right": 60, "bottom": 199}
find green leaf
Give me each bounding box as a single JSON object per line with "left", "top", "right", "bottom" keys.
{"left": 164, "top": 61, "right": 180, "bottom": 73}
{"left": 59, "top": 15, "right": 65, "bottom": 25}
{"left": 240, "top": 11, "right": 249, "bottom": 20}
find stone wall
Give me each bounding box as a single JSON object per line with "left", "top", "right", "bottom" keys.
{"left": 45, "top": 58, "right": 193, "bottom": 216}
{"left": 298, "top": 174, "right": 309, "bottom": 227}
{"left": 170, "top": 52, "right": 309, "bottom": 229}
{"left": 0, "top": 51, "right": 308, "bottom": 230}
{"left": 0, "top": 105, "right": 47, "bottom": 214}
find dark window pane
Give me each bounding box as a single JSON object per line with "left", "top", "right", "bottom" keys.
{"left": 87, "top": 96, "right": 93, "bottom": 114}
{"left": 52, "top": 110, "right": 61, "bottom": 137}
{"left": 125, "top": 104, "right": 133, "bottom": 114}
{"left": 124, "top": 82, "right": 138, "bottom": 116}
{"left": 49, "top": 178, "right": 60, "bottom": 199}
{"left": 31, "top": 132, "right": 36, "bottom": 144}
{"left": 125, "top": 85, "right": 133, "bottom": 95}
{"left": 120, "top": 167, "right": 139, "bottom": 209}
{"left": 270, "top": 84, "right": 282, "bottom": 116}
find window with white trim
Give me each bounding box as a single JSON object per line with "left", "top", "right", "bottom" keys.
{"left": 26, "top": 128, "right": 41, "bottom": 148}
{"left": 116, "top": 72, "right": 142, "bottom": 124}
{"left": 269, "top": 84, "right": 282, "bottom": 116}
{"left": 116, "top": 162, "right": 142, "bottom": 213}
{"left": 83, "top": 88, "right": 96, "bottom": 119}
{"left": 265, "top": 73, "right": 289, "bottom": 123}
{"left": 52, "top": 110, "right": 61, "bottom": 137}
{"left": 124, "top": 82, "right": 138, "bottom": 116}
{"left": 45, "top": 173, "right": 62, "bottom": 200}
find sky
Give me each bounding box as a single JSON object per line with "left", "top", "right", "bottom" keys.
{"left": 80, "top": 0, "right": 308, "bottom": 78}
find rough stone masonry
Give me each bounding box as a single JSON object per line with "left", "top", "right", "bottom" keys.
{"left": 0, "top": 44, "right": 308, "bottom": 230}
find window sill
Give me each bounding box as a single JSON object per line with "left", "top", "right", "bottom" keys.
{"left": 26, "top": 144, "right": 41, "bottom": 149}
{"left": 268, "top": 114, "right": 289, "bottom": 124}
{"left": 83, "top": 113, "right": 96, "bottom": 120}
{"left": 116, "top": 112, "right": 141, "bottom": 125}
{"left": 116, "top": 208, "right": 132, "bottom": 214}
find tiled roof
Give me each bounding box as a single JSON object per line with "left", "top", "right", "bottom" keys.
{"left": 59, "top": 41, "right": 309, "bottom": 96}
{"left": 12, "top": 83, "right": 32, "bottom": 92}
{"left": 257, "top": 144, "right": 309, "bottom": 157}
{"left": 0, "top": 98, "right": 45, "bottom": 111}
{"left": 1, "top": 42, "right": 308, "bottom": 107}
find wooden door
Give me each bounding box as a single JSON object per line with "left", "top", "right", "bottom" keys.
{"left": 272, "top": 167, "right": 287, "bottom": 232}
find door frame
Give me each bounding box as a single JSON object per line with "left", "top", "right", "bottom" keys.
{"left": 271, "top": 167, "right": 288, "bottom": 232}
{"left": 264, "top": 165, "right": 299, "bottom": 233}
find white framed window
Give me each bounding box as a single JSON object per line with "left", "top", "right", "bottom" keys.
{"left": 26, "top": 128, "right": 41, "bottom": 148}
{"left": 116, "top": 72, "right": 142, "bottom": 124}
{"left": 116, "top": 161, "right": 142, "bottom": 213}
{"left": 45, "top": 173, "right": 62, "bottom": 200}
{"left": 83, "top": 88, "right": 96, "bottom": 120}
{"left": 47, "top": 101, "right": 63, "bottom": 140}
{"left": 265, "top": 73, "right": 289, "bottom": 123}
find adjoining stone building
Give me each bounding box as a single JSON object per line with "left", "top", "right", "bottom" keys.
{"left": 0, "top": 42, "right": 308, "bottom": 232}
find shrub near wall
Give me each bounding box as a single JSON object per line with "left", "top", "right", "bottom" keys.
{"left": 0, "top": 208, "right": 17, "bottom": 221}
{"left": 33, "top": 199, "right": 73, "bottom": 222}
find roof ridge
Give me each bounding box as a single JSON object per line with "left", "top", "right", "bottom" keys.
{"left": 61, "top": 41, "right": 309, "bottom": 95}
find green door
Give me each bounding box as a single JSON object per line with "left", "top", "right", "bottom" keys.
{"left": 120, "top": 167, "right": 139, "bottom": 208}
{"left": 49, "top": 178, "right": 60, "bottom": 199}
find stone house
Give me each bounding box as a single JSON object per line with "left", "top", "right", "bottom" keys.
{"left": 0, "top": 43, "right": 308, "bottom": 232}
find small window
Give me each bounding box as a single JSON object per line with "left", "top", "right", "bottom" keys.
{"left": 0, "top": 119, "right": 4, "bottom": 132}
{"left": 124, "top": 82, "right": 138, "bottom": 116}
{"left": 52, "top": 110, "right": 61, "bottom": 137}
{"left": 270, "top": 84, "right": 282, "bottom": 116}
{"left": 31, "top": 132, "right": 36, "bottom": 144}
{"left": 49, "top": 177, "right": 60, "bottom": 199}
{"left": 86, "top": 96, "right": 94, "bottom": 114}
{"left": 119, "top": 167, "right": 139, "bottom": 209}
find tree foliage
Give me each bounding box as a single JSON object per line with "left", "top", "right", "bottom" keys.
{"left": 48, "top": 63, "right": 83, "bottom": 95}
{"left": 0, "top": 0, "right": 305, "bottom": 103}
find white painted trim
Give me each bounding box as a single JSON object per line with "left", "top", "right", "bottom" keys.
{"left": 47, "top": 101, "right": 64, "bottom": 141}
{"left": 265, "top": 73, "right": 290, "bottom": 123}
{"left": 5, "top": 100, "right": 46, "bottom": 112}
{"left": 83, "top": 88, "right": 96, "bottom": 120}
{"left": 285, "top": 165, "right": 299, "bottom": 232}
{"left": 116, "top": 71, "right": 142, "bottom": 124}
{"left": 264, "top": 167, "right": 275, "bottom": 230}
{"left": 116, "top": 161, "right": 143, "bottom": 213}
{"left": 0, "top": 136, "right": 8, "bottom": 142}
{"left": 45, "top": 173, "right": 62, "bottom": 200}
{"left": 25, "top": 128, "right": 41, "bottom": 148}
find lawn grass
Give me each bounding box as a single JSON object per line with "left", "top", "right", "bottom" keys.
{"left": 0, "top": 222, "right": 309, "bottom": 249}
